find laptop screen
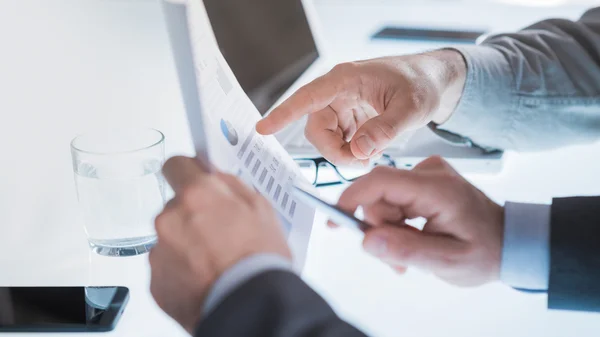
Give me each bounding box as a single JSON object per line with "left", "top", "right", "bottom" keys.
{"left": 203, "top": 0, "right": 319, "bottom": 115}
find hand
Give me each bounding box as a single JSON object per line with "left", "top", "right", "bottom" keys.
{"left": 256, "top": 50, "right": 466, "bottom": 166}
{"left": 149, "top": 157, "right": 290, "bottom": 333}
{"left": 337, "top": 156, "right": 504, "bottom": 287}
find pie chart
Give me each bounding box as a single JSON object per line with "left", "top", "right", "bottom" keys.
{"left": 220, "top": 118, "right": 238, "bottom": 146}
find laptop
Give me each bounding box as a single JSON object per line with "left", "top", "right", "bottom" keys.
{"left": 202, "top": 0, "right": 503, "bottom": 173}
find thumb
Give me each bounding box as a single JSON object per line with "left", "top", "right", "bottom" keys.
{"left": 350, "top": 113, "right": 410, "bottom": 159}
{"left": 362, "top": 226, "right": 467, "bottom": 272}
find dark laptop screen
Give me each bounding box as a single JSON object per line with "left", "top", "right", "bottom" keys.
{"left": 203, "top": 0, "right": 319, "bottom": 114}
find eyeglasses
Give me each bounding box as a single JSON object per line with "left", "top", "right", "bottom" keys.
{"left": 294, "top": 154, "right": 397, "bottom": 187}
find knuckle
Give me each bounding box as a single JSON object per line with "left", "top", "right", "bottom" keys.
{"left": 155, "top": 222, "right": 170, "bottom": 240}
{"left": 154, "top": 213, "right": 169, "bottom": 234}
{"left": 154, "top": 211, "right": 167, "bottom": 226}
{"left": 188, "top": 212, "right": 208, "bottom": 229}
{"left": 430, "top": 156, "right": 455, "bottom": 172}
{"left": 332, "top": 61, "right": 358, "bottom": 74}
{"left": 180, "top": 184, "right": 204, "bottom": 209}
{"left": 427, "top": 155, "right": 445, "bottom": 165}
{"left": 371, "top": 165, "right": 394, "bottom": 176}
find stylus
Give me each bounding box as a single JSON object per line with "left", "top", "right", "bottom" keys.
{"left": 291, "top": 186, "right": 371, "bottom": 232}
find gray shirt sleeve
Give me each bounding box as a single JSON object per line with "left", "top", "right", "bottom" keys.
{"left": 438, "top": 7, "right": 600, "bottom": 151}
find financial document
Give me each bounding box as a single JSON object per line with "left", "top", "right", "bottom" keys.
{"left": 162, "top": 0, "right": 315, "bottom": 269}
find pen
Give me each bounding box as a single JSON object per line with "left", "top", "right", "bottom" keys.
{"left": 291, "top": 186, "right": 371, "bottom": 232}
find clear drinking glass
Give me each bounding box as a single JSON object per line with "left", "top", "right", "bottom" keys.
{"left": 71, "top": 128, "right": 166, "bottom": 257}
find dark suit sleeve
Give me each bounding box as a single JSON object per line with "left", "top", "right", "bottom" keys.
{"left": 195, "top": 270, "right": 368, "bottom": 337}
{"left": 548, "top": 197, "right": 600, "bottom": 312}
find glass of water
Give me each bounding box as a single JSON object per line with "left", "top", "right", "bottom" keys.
{"left": 71, "top": 128, "right": 165, "bottom": 257}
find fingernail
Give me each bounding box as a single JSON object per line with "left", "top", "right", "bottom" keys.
{"left": 356, "top": 136, "right": 376, "bottom": 156}
{"left": 364, "top": 235, "right": 387, "bottom": 256}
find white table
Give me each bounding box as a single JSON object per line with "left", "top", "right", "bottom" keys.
{"left": 1, "top": 1, "right": 599, "bottom": 336}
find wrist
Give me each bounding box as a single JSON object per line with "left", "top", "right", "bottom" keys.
{"left": 426, "top": 49, "right": 467, "bottom": 125}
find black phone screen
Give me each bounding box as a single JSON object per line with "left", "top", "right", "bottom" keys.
{"left": 372, "top": 26, "right": 486, "bottom": 44}
{"left": 0, "top": 286, "right": 129, "bottom": 332}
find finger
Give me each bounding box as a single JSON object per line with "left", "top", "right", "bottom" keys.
{"left": 326, "top": 220, "right": 339, "bottom": 229}
{"left": 349, "top": 112, "right": 412, "bottom": 159}
{"left": 155, "top": 197, "right": 180, "bottom": 225}
{"left": 362, "top": 201, "right": 404, "bottom": 226}
{"left": 215, "top": 172, "right": 258, "bottom": 206}
{"left": 337, "top": 167, "right": 441, "bottom": 220}
{"left": 154, "top": 207, "right": 184, "bottom": 241}
{"left": 256, "top": 73, "right": 339, "bottom": 135}
{"left": 369, "top": 220, "right": 408, "bottom": 275}
{"left": 305, "top": 107, "right": 368, "bottom": 166}
{"left": 363, "top": 226, "right": 467, "bottom": 271}
{"left": 148, "top": 216, "right": 189, "bottom": 310}
{"left": 162, "top": 156, "right": 208, "bottom": 194}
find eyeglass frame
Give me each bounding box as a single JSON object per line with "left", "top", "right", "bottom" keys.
{"left": 294, "top": 154, "right": 397, "bottom": 188}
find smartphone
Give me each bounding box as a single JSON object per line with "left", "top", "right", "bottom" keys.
{"left": 0, "top": 286, "right": 129, "bottom": 332}
{"left": 292, "top": 186, "right": 370, "bottom": 232}
{"left": 372, "top": 26, "right": 486, "bottom": 44}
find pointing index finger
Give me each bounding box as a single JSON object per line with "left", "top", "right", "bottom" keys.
{"left": 256, "top": 73, "right": 339, "bottom": 135}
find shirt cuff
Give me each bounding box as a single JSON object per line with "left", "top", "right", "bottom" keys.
{"left": 203, "top": 253, "right": 294, "bottom": 315}
{"left": 501, "top": 202, "right": 551, "bottom": 291}
{"left": 435, "top": 45, "right": 515, "bottom": 151}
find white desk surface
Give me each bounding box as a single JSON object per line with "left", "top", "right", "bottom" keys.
{"left": 1, "top": 1, "right": 599, "bottom": 336}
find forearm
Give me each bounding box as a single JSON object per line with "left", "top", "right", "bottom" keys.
{"left": 434, "top": 8, "right": 600, "bottom": 151}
